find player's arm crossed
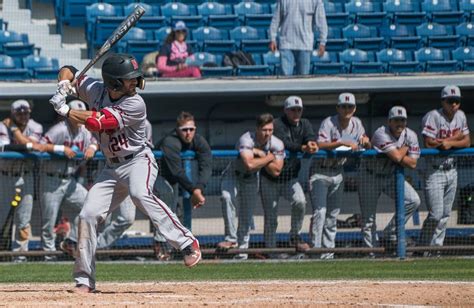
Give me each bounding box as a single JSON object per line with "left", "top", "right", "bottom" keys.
{"left": 240, "top": 149, "right": 275, "bottom": 173}
{"left": 264, "top": 154, "right": 283, "bottom": 177}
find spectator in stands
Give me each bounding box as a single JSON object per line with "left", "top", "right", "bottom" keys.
{"left": 262, "top": 96, "right": 318, "bottom": 253}
{"left": 358, "top": 106, "right": 420, "bottom": 253}
{"left": 156, "top": 21, "right": 201, "bottom": 78}
{"left": 39, "top": 100, "right": 98, "bottom": 260}
{"left": 310, "top": 93, "right": 370, "bottom": 259}
{"left": 418, "top": 86, "right": 470, "bottom": 255}
{"left": 153, "top": 111, "right": 212, "bottom": 260}
{"left": 269, "top": 0, "right": 328, "bottom": 76}
{"left": 96, "top": 119, "right": 154, "bottom": 250}
{"left": 234, "top": 113, "right": 285, "bottom": 260}
{"left": 0, "top": 100, "right": 43, "bottom": 261}
{"left": 141, "top": 52, "right": 159, "bottom": 77}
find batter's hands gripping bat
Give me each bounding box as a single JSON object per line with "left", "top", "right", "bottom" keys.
{"left": 73, "top": 5, "right": 147, "bottom": 85}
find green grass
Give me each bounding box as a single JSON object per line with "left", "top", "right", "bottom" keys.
{"left": 0, "top": 259, "right": 473, "bottom": 283}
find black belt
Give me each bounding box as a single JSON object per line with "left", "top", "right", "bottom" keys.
{"left": 108, "top": 154, "right": 134, "bottom": 164}
{"left": 433, "top": 164, "right": 456, "bottom": 171}
{"left": 46, "top": 173, "right": 72, "bottom": 179}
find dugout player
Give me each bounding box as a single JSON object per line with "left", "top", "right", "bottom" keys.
{"left": 0, "top": 100, "right": 43, "bottom": 261}
{"left": 234, "top": 113, "right": 285, "bottom": 260}
{"left": 153, "top": 111, "right": 212, "bottom": 260}
{"left": 39, "top": 100, "right": 98, "bottom": 260}
{"left": 49, "top": 53, "right": 201, "bottom": 293}
{"left": 310, "top": 93, "right": 370, "bottom": 259}
{"left": 358, "top": 106, "right": 421, "bottom": 251}
{"left": 261, "top": 96, "right": 318, "bottom": 252}
{"left": 418, "top": 86, "right": 470, "bottom": 254}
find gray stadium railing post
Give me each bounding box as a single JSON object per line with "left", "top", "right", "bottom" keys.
{"left": 395, "top": 165, "right": 406, "bottom": 260}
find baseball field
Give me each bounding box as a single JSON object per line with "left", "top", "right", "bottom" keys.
{"left": 1, "top": 258, "right": 473, "bottom": 306}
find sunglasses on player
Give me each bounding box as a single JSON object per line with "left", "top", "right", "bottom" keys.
{"left": 180, "top": 127, "right": 196, "bottom": 132}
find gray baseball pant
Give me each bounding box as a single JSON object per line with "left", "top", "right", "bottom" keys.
{"left": 358, "top": 169, "right": 420, "bottom": 248}
{"left": 153, "top": 175, "right": 179, "bottom": 243}
{"left": 309, "top": 169, "right": 344, "bottom": 258}
{"left": 419, "top": 168, "right": 457, "bottom": 247}
{"left": 236, "top": 175, "right": 258, "bottom": 255}
{"left": 260, "top": 176, "right": 306, "bottom": 248}
{"left": 220, "top": 174, "right": 238, "bottom": 243}
{"left": 41, "top": 177, "right": 87, "bottom": 251}
{"left": 74, "top": 150, "right": 195, "bottom": 289}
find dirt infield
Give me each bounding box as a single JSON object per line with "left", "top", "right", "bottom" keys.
{"left": 0, "top": 281, "right": 473, "bottom": 307}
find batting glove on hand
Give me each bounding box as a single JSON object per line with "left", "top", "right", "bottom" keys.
{"left": 57, "top": 80, "right": 76, "bottom": 96}
{"left": 49, "top": 93, "right": 70, "bottom": 117}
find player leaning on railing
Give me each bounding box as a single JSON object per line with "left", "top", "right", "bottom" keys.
{"left": 48, "top": 53, "right": 201, "bottom": 293}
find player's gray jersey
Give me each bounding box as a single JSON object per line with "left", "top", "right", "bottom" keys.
{"left": 41, "top": 121, "right": 97, "bottom": 174}
{"left": 422, "top": 109, "right": 470, "bottom": 167}
{"left": 0, "top": 119, "right": 43, "bottom": 172}
{"left": 76, "top": 76, "right": 150, "bottom": 159}
{"left": 317, "top": 115, "right": 366, "bottom": 168}
{"left": 368, "top": 126, "right": 420, "bottom": 175}
{"left": 144, "top": 119, "right": 153, "bottom": 148}
{"left": 234, "top": 131, "right": 285, "bottom": 177}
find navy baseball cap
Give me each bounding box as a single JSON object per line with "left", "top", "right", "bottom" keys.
{"left": 173, "top": 21, "right": 187, "bottom": 32}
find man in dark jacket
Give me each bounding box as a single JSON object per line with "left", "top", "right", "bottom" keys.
{"left": 263, "top": 96, "right": 318, "bottom": 251}
{"left": 153, "top": 111, "right": 212, "bottom": 260}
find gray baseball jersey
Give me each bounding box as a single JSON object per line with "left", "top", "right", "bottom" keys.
{"left": 234, "top": 131, "right": 285, "bottom": 177}
{"left": 370, "top": 126, "right": 420, "bottom": 175}
{"left": 144, "top": 119, "right": 153, "bottom": 146}
{"left": 41, "top": 121, "right": 97, "bottom": 174}
{"left": 317, "top": 115, "right": 366, "bottom": 168}
{"left": 76, "top": 76, "right": 151, "bottom": 158}
{"left": 422, "top": 109, "right": 470, "bottom": 166}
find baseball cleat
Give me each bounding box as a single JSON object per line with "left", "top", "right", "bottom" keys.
{"left": 290, "top": 236, "right": 310, "bottom": 252}
{"left": 216, "top": 240, "right": 238, "bottom": 249}
{"left": 70, "top": 284, "right": 95, "bottom": 294}
{"left": 183, "top": 239, "right": 201, "bottom": 267}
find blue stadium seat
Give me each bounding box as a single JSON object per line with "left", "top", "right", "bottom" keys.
{"left": 311, "top": 50, "right": 346, "bottom": 74}
{"left": 190, "top": 51, "right": 219, "bottom": 66}
{"left": 120, "top": 28, "right": 159, "bottom": 63}
{"left": 339, "top": 48, "right": 383, "bottom": 73}
{"left": 3, "top": 42, "right": 36, "bottom": 59}
{"left": 230, "top": 26, "right": 270, "bottom": 53}
{"left": 116, "top": 27, "right": 148, "bottom": 52}
{"left": 345, "top": 0, "right": 386, "bottom": 26}
{"left": 154, "top": 27, "right": 172, "bottom": 41}
{"left": 23, "top": 55, "right": 59, "bottom": 79}
{"left": 452, "top": 46, "right": 474, "bottom": 70}
{"left": 234, "top": 2, "right": 272, "bottom": 29}
{"left": 201, "top": 66, "right": 234, "bottom": 77}
{"left": 325, "top": 1, "right": 350, "bottom": 27}
{"left": 0, "top": 30, "right": 29, "bottom": 52}
{"left": 124, "top": 3, "right": 153, "bottom": 16}
{"left": 192, "top": 26, "right": 235, "bottom": 54}
{"left": 422, "top": 0, "right": 463, "bottom": 25}
{"left": 198, "top": 2, "right": 239, "bottom": 30}
{"left": 383, "top": 0, "right": 426, "bottom": 25}
{"left": 0, "top": 55, "right": 29, "bottom": 80}
{"left": 90, "top": 16, "right": 124, "bottom": 58}
{"left": 460, "top": 0, "right": 474, "bottom": 21}
{"left": 161, "top": 3, "right": 203, "bottom": 29}
{"left": 376, "top": 48, "right": 421, "bottom": 73}
{"left": 342, "top": 24, "right": 384, "bottom": 51}
{"left": 60, "top": 0, "right": 95, "bottom": 34}
{"left": 236, "top": 64, "right": 271, "bottom": 76}
{"left": 380, "top": 24, "right": 422, "bottom": 51}
{"left": 415, "top": 47, "right": 458, "bottom": 71}
{"left": 455, "top": 22, "right": 474, "bottom": 46}
{"left": 86, "top": 3, "right": 118, "bottom": 56}
{"left": 322, "top": 27, "right": 349, "bottom": 51}
{"left": 262, "top": 51, "right": 281, "bottom": 75}
{"left": 416, "top": 23, "right": 460, "bottom": 49}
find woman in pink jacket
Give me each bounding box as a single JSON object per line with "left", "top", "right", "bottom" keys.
{"left": 156, "top": 21, "right": 201, "bottom": 78}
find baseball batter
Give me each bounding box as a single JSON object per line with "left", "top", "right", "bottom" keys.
{"left": 40, "top": 100, "right": 98, "bottom": 259}
{"left": 0, "top": 100, "right": 43, "bottom": 260}
{"left": 234, "top": 113, "right": 285, "bottom": 259}
{"left": 358, "top": 106, "right": 421, "bottom": 250}
{"left": 96, "top": 119, "right": 153, "bottom": 250}
{"left": 310, "top": 93, "right": 370, "bottom": 259}
{"left": 418, "top": 85, "right": 470, "bottom": 251}
{"left": 48, "top": 53, "right": 200, "bottom": 293}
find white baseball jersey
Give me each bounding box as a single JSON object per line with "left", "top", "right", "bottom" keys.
{"left": 144, "top": 119, "right": 153, "bottom": 147}
{"left": 422, "top": 109, "right": 470, "bottom": 166}
{"left": 234, "top": 131, "right": 285, "bottom": 177}
{"left": 76, "top": 76, "right": 151, "bottom": 159}
{"left": 369, "top": 125, "right": 420, "bottom": 175}
{"left": 41, "top": 121, "right": 97, "bottom": 174}
{"left": 317, "top": 115, "right": 367, "bottom": 168}
{"left": 0, "top": 119, "right": 43, "bottom": 172}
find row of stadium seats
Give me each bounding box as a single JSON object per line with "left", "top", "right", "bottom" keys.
{"left": 187, "top": 47, "right": 474, "bottom": 77}
{"left": 0, "top": 54, "right": 59, "bottom": 80}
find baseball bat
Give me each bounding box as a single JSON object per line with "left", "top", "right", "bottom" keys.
{"left": 73, "top": 5, "right": 146, "bottom": 84}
